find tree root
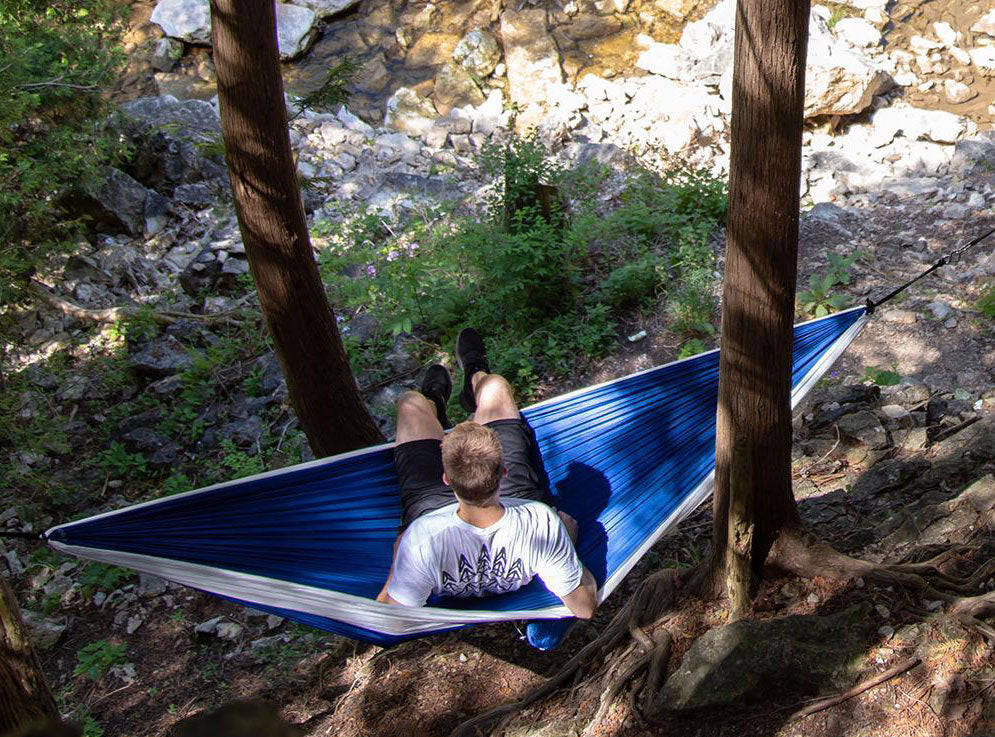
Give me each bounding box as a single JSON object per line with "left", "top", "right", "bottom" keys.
{"left": 788, "top": 657, "right": 921, "bottom": 722}
{"left": 446, "top": 569, "right": 680, "bottom": 737}
{"left": 29, "top": 279, "right": 253, "bottom": 326}
{"left": 949, "top": 592, "right": 995, "bottom": 642}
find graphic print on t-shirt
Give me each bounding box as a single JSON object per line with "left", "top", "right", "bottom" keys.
{"left": 440, "top": 544, "right": 526, "bottom": 597}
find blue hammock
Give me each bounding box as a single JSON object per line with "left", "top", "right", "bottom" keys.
{"left": 46, "top": 308, "right": 866, "bottom": 649}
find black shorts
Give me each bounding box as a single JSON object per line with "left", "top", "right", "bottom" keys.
{"left": 394, "top": 418, "right": 553, "bottom": 529}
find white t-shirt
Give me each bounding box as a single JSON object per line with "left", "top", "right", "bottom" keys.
{"left": 386, "top": 498, "right": 584, "bottom": 607}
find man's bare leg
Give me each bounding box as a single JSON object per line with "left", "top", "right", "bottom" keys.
{"left": 471, "top": 373, "right": 520, "bottom": 424}
{"left": 395, "top": 391, "right": 444, "bottom": 444}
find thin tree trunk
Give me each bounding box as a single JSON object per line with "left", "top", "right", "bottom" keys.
{"left": 706, "top": 0, "right": 810, "bottom": 616}
{"left": 0, "top": 577, "right": 58, "bottom": 733}
{"left": 209, "top": 0, "right": 383, "bottom": 457}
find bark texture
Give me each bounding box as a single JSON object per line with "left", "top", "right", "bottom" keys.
{"left": 209, "top": 0, "right": 383, "bottom": 457}
{"left": 0, "top": 577, "right": 58, "bottom": 733}
{"left": 707, "top": 0, "right": 811, "bottom": 615}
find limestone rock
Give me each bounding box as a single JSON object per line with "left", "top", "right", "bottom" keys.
{"left": 944, "top": 79, "right": 976, "bottom": 104}
{"left": 433, "top": 63, "right": 485, "bottom": 111}
{"left": 501, "top": 8, "right": 567, "bottom": 110}
{"left": 129, "top": 335, "right": 197, "bottom": 377}
{"left": 291, "top": 0, "right": 361, "bottom": 19}
{"left": 872, "top": 105, "right": 976, "bottom": 144}
{"left": 971, "top": 9, "right": 995, "bottom": 37}
{"left": 453, "top": 28, "right": 501, "bottom": 78}
{"left": 833, "top": 17, "right": 881, "bottom": 48}
{"left": 275, "top": 3, "right": 317, "bottom": 60}
{"left": 968, "top": 46, "right": 995, "bottom": 71}
{"left": 384, "top": 87, "right": 438, "bottom": 137}
{"left": 21, "top": 611, "right": 67, "bottom": 651}
{"left": 658, "top": 605, "right": 870, "bottom": 711}
{"left": 806, "top": 10, "right": 893, "bottom": 117}
{"left": 150, "top": 0, "right": 211, "bottom": 45}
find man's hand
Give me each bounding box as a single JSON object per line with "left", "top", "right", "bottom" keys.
{"left": 557, "top": 510, "right": 579, "bottom": 543}
{"left": 559, "top": 566, "right": 597, "bottom": 619}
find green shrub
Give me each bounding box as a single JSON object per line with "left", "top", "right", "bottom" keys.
{"left": 0, "top": 0, "right": 125, "bottom": 317}
{"left": 864, "top": 365, "right": 900, "bottom": 386}
{"left": 976, "top": 283, "right": 995, "bottom": 318}
{"left": 74, "top": 639, "right": 127, "bottom": 680}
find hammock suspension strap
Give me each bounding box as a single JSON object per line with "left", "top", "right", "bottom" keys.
{"left": 866, "top": 225, "right": 995, "bottom": 315}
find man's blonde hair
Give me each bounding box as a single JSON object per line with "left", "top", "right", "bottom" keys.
{"left": 441, "top": 422, "right": 503, "bottom": 504}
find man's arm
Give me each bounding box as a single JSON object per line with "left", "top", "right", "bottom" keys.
{"left": 559, "top": 566, "right": 597, "bottom": 619}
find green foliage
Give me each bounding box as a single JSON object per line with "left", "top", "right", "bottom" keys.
{"left": 798, "top": 253, "right": 858, "bottom": 317}
{"left": 864, "top": 365, "right": 901, "bottom": 386}
{"left": 243, "top": 366, "right": 265, "bottom": 397}
{"left": 80, "top": 714, "right": 104, "bottom": 737}
{"left": 293, "top": 56, "right": 359, "bottom": 116}
{"left": 678, "top": 338, "right": 708, "bottom": 360}
{"left": 976, "top": 283, "right": 995, "bottom": 318}
{"left": 78, "top": 562, "right": 135, "bottom": 597}
{"left": 317, "top": 134, "right": 726, "bottom": 397}
{"left": 73, "top": 639, "right": 127, "bottom": 680}
{"left": 96, "top": 441, "right": 148, "bottom": 479}
{"left": 0, "top": 0, "right": 125, "bottom": 315}
{"left": 216, "top": 439, "right": 265, "bottom": 480}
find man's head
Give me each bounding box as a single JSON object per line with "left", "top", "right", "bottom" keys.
{"left": 441, "top": 421, "right": 503, "bottom": 505}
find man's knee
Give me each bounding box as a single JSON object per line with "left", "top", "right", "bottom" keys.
{"left": 475, "top": 374, "right": 514, "bottom": 406}
{"left": 397, "top": 391, "right": 433, "bottom": 420}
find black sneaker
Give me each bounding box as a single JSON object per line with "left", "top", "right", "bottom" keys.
{"left": 420, "top": 364, "right": 452, "bottom": 429}
{"left": 455, "top": 328, "right": 490, "bottom": 413}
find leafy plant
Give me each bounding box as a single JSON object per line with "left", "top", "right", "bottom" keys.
{"left": 74, "top": 639, "right": 127, "bottom": 680}
{"left": 217, "top": 439, "right": 265, "bottom": 480}
{"left": 678, "top": 338, "right": 708, "bottom": 360}
{"left": 162, "top": 471, "right": 192, "bottom": 497}
{"left": 799, "top": 251, "right": 858, "bottom": 317}
{"left": 79, "top": 562, "right": 135, "bottom": 597}
{"left": 976, "top": 282, "right": 995, "bottom": 318}
{"left": 864, "top": 365, "right": 900, "bottom": 386}
{"left": 96, "top": 441, "right": 148, "bottom": 479}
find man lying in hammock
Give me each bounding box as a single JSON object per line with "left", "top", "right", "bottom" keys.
{"left": 377, "top": 328, "right": 599, "bottom": 619}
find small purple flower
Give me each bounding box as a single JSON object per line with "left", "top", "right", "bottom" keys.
{"left": 365, "top": 264, "right": 377, "bottom": 277}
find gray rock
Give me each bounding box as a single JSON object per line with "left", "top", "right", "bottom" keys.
{"left": 927, "top": 301, "right": 952, "bottom": 320}
{"left": 4, "top": 549, "right": 25, "bottom": 576}
{"left": 138, "top": 573, "right": 169, "bottom": 597}
{"left": 126, "top": 616, "right": 143, "bottom": 635}
{"left": 173, "top": 182, "right": 215, "bottom": 208}
{"left": 43, "top": 575, "right": 73, "bottom": 598}
{"left": 180, "top": 247, "right": 222, "bottom": 296}
{"left": 195, "top": 615, "right": 223, "bottom": 635}
{"left": 128, "top": 334, "right": 197, "bottom": 377}
{"left": 560, "top": 142, "right": 625, "bottom": 167}
{"left": 342, "top": 313, "right": 380, "bottom": 344}
{"left": 216, "top": 621, "right": 243, "bottom": 640}
{"left": 250, "top": 634, "right": 285, "bottom": 651}
{"left": 501, "top": 8, "right": 567, "bottom": 111}
{"left": 355, "top": 53, "right": 390, "bottom": 94}
{"left": 275, "top": 3, "right": 317, "bottom": 60}
{"left": 151, "top": 37, "right": 184, "bottom": 72}
{"left": 658, "top": 605, "right": 870, "bottom": 711}
{"left": 120, "top": 427, "right": 170, "bottom": 454}
{"left": 56, "top": 374, "right": 91, "bottom": 402}
{"left": 453, "top": 28, "right": 501, "bottom": 78}
{"left": 836, "top": 410, "right": 890, "bottom": 449}
{"left": 291, "top": 0, "right": 361, "bottom": 19}
{"left": 265, "top": 615, "right": 284, "bottom": 630}
{"left": 21, "top": 610, "right": 68, "bottom": 650}
{"left": 218, "top": 416, "right": 264, "bottom": 448}
{"left": 384, "top": 87, "right": 438, "bottom": 137}
{"left": 150, "top": 0, "right": 212, "bottom": 44}
{"left": 83, "top": 167, "right": 165, "bottom": 236}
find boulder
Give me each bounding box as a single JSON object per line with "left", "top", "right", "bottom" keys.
{"left": 833, "top": 17, "right": 881, "bottom": 48}
{"left": 837, "top": 409, "right": 890, "bottom": 449}
{"left": 453, "top": 28, "right": 501, "bottom": 78}
{"left": 968, "top": 46, "right": 995, "bottom": 71}
{"left": 433, "top": 63, "right": 485, "bottom": 111}
{"left": 151, "top": 0, "right": 317, "bottom": 59}
{"left": 21, "top": 611, "right": 67, "bottom": 651}
{"left": 150, "top": 0, "right": 212, "bottom": 45}
{"left": 384, "top": 87, "right": 438, "bottom": 137}
{"left": 82, "top": 167, "right": 168, "bottom": 237}
{"left": 128, "top": 335, "right": 197, "bottom": 377}
{"left": 871, "top": 105, "right": 976, "bottom": 144}
{"left": 806, "top": 9, "right": 893, "bottom": 117}
{"left": 355, "top": 52, "right": 390, "bottom": 94}
{"left": 501, "top": 8, "right": 568, "bottom": 111}
{"left": 151, "top": 37, "right": 184, "bottom": 72}
{"left": 657, "top": 605, "right": 871, "bottom": 711}
{"left": 291, "top": 0, "right": 361, "bottom": 19}
{"left": 971, "top": 9, "right": 995, "bottom": 37}
{"left": 275, "top": 3, "right": 317, "bottom": 60}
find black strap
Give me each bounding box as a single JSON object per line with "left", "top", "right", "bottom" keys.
{"left": 866, "top": 225, "right": 995, "bottom": 315}
{"left": 0, "top": 531, "right": 45, "bottom": 541}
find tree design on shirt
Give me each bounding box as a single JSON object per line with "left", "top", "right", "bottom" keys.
{"left": 440, "top": 544, "right": 526, "bottom": 597}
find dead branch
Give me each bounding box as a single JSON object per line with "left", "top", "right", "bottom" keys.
{"left": 789, "top": 657, "right": 921, "bottom": 721}
{"left": 30, "top": 279, "right": 253, "bottom": 326}
{"left": 930, "top": 416, "right": 981, "bottom": 444}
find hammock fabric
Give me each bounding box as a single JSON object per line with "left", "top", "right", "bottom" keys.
{"left": 47, "top": 307, "right": 867, "bottom": 650}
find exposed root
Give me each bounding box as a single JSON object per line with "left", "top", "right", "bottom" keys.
{"left": 30, "top": 279, "right": 253, "bottom": 326}
{"left": 581, "top": 651, "right": 652, "bottom": 737}
{"left": 641, "top": 630, "right": 673, "bottom": 716}
{"left": 949, "top": 591, "right": 995, "bottom": 642}
{"left": 447, "top": 569, "right": 680, "bottom": 737}
{"left": 789, "top": 657, "right": 922, "bottom": 722}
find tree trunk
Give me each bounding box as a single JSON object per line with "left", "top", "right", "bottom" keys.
{"left": 209, "top": 0, "right": 383, "bottom": 457}
{"left": 705, "top": 0, "right": 810, "bottom": 616}
{"left": 0, "top": 577, "right": 58, "bottom": 733}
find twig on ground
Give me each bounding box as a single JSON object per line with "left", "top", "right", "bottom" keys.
{"left": 930, "top": 416, "right": 981, "bottom": 444}
{"left": 789, "top": 657, "right": 921, "bottom": 721}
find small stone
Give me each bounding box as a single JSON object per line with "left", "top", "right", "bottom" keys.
{"left": 971, "top": 9, "right": 995, "bottom": 37}
{"left": 927, "top": 301, "right": 952, "bottom": 320}
{"left": 250, "top": 634, "right": 285, "bottom": 651}
{"left": 878, "top": 625, "right": 895, "bottom": 639}
{"left": 458, "top": 652, "right": 468, "bottom": 662}
{"left": 21, "top": 610, "right": 67, "bottom": 650}
{"left": 934, "top": 22, "right": 960, "bottom": 47}
{"left": 216, "top": 621, "right": 243, "bottom": 640}
{"left": 944, "top": 317, "right": 958, "bottom": 329}
{"left": 780, "top": 582, "right": 801, "bottom": 598}
{"left": 138, "top": 573, "right": 168, "bottom": 597}
{"left": 874, "top": 604, "right": 891, "bottom": 618}
{"left": 925, "top": 600, "right": 944, "bottom": 611}
{"left": 93, "top": 591, "right": 107, "bottom": 607}
{"left": 265, "top": 615, "right": 284, "bottom": 630}
{"left": 881, "top": 309, "right": 917, "bottom": 324}
{"left": 452, "top": 28, "right": 501, "bottom": 78}
{"left": 126, "top": 615, "right": 143, "bottom": 634}
{"left": 806, "top": 593, "right": 820, "bottom": 605}
{"left": 195, "top": 616, "right": 223, "bottom": 635}
{"left": 943, "top": 79, "right": 976, "bottom": 104}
